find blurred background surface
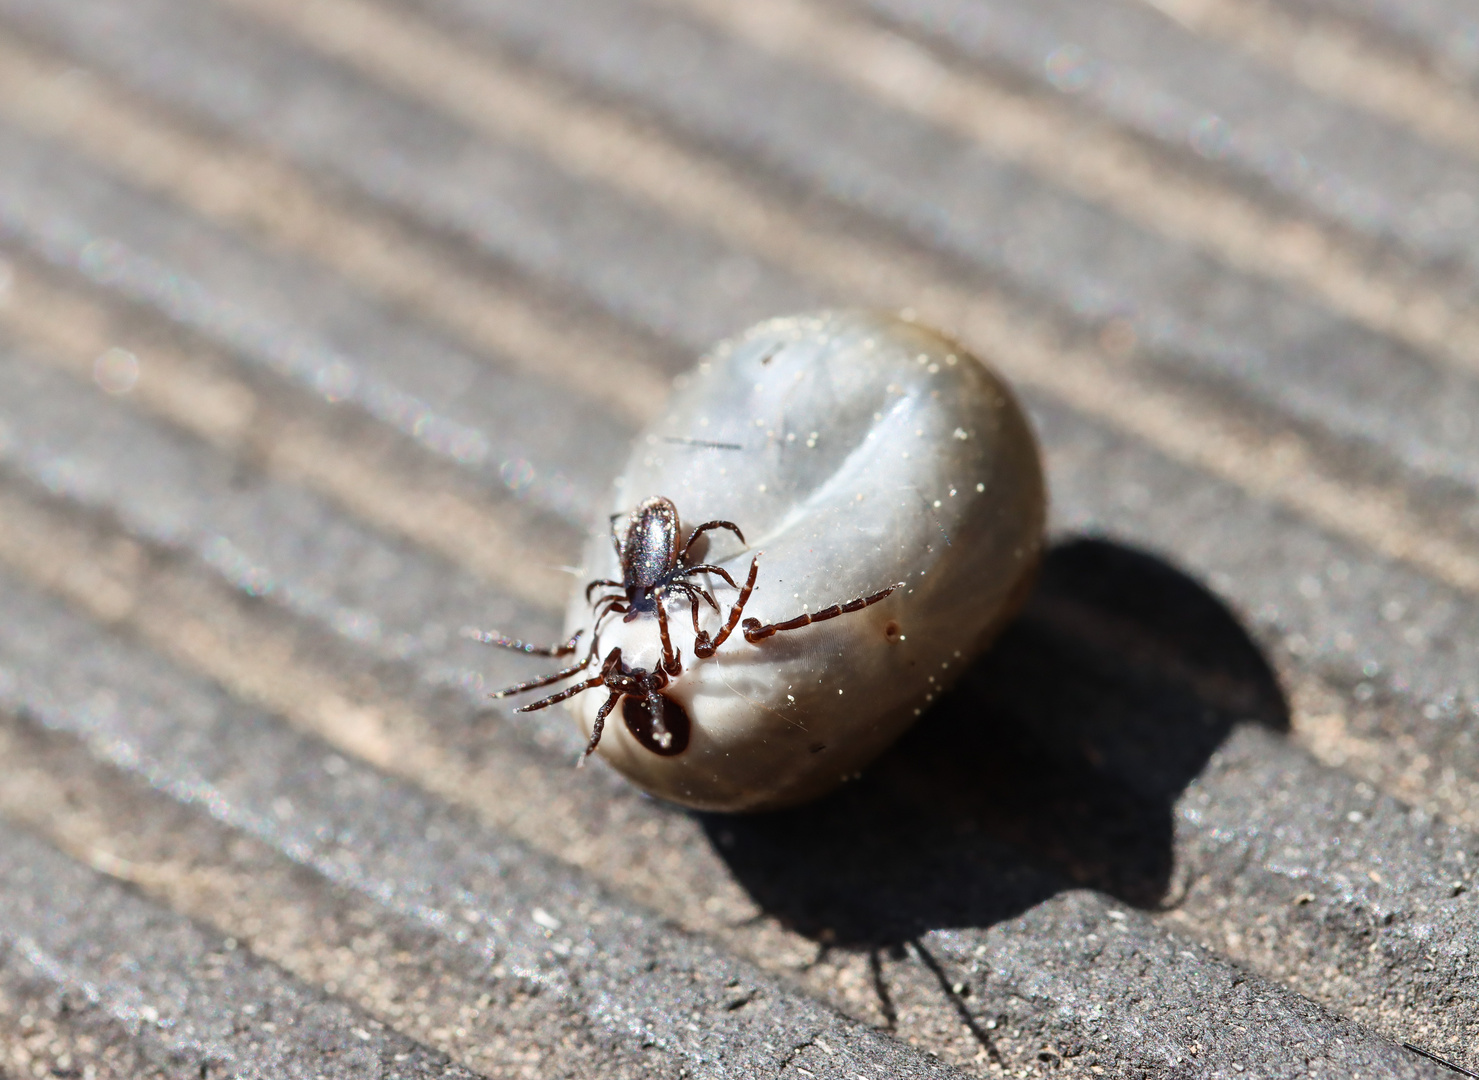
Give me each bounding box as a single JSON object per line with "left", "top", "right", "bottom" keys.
{"left": 0, "top": 0, "right": 1478, "bottom": 1075}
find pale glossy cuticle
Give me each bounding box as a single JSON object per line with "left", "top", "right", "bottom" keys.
{"left": 539, "top": 309, "right": 1048, "bottom": 812}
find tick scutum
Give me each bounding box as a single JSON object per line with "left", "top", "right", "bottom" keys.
{"left": 620, "top": 497, "right": 682, "bottom": 609}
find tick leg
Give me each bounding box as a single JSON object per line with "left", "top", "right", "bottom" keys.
{"left": 580, "top": 688, "right": 624, "bottom": 760}
{"left": 593, "top": 595, "right": 628, "bottom": 622}
{"left": 677, "top": 563, "right": 739, "bottom": 590}
{"left": 645, "top": 689, "right": 672, "bottom": 747}
{"left": 514, "top": 648, "right": 623, "bottom": 711}
{"left": 668, "top": 580, "right": 718, "bottom": 612}
{"left": 683, "top": 588, "right": 704, "bottom": 637}
{"left": 585, "top": 579, "right": 623, "bottom": 603}
{"left": 609, "top": 513, "right": 626, "bottom": 560}
{"left": 666, "top": 582, "right": 716, "bottom": 637}
{"left": 471, "top": 629, "right": 583, "bottom": 657}
{"left": 490, "top": 634, "right": 603, "bottom": 699}
{"left": 491, "top": 655, "right": 592, "bottom": 699}
{"left": 513, "top": 671, "right": 603, "bottom": 711}
{"left": 681, "top": 520, "right": 745, "bottom": 560}
{"left": 742, "top": 583, "right": 904, "bottom": 644}
{"left": 654, "top": 598, "right": 682, "bottom": 675}
{"left": 694, "top": 555, "right": 760, "bottom": 658}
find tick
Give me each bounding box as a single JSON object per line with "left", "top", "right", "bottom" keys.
{"left": 476, "top": 496, "right": 902, "bottom": 761}
{"left": 474, "top": 310, "right": 1045, "bottom": 812}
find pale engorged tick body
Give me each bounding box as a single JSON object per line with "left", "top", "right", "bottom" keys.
{"left": 475, "top": 310, "right": 1046, "bottom": 812}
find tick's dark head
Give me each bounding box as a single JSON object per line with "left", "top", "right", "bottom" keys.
{"left": 620, "top": 496, "right": 682, "bottom": 593}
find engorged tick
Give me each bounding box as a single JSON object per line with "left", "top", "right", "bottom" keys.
{"left": 470, "top": 311, "right": 1044, "bottom": 812}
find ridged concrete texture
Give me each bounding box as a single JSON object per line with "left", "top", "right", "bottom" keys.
{"left": 0, "top": 0, "right": 1474, "bottom": 1075}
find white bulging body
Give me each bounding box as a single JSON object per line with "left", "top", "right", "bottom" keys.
{"left": 563, "top": 310, "right": 1046, "bottom": 812}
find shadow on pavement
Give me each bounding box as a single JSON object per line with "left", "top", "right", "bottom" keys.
{"left": 701, "top": 537, "right": 1288, "bottom": 946}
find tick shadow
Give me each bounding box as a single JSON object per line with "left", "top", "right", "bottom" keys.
{"left": 700, "top": 537, "right": 1288, "bottom": 947}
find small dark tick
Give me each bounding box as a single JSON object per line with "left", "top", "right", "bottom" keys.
{"left": 479, "top": 496, "right": 899, "bottom": 760}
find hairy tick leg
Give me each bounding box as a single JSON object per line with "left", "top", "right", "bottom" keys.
{"left": 681, "top": 520, "right": 745, "bottom": 561}
{"left": 514, "top": 648, "right": 624, "bottom": 712}
{"left": 580, "top": 688, "right": 625, "bottom": 762}
{"left": 491, "top": 652, "right": 594, "bottom": 699}
{"left": 469, "top": 629, "right": 583, "bottom": 657}
{"left": 677, "top": 563, "right": 739, "bottom": 590}
{"left": 585, "top": 579, "right": 623, "bottom": 603}
{"left": 742, "top": 583, "right": 904, "bottom": 643}
{"left": 694, "top": 555, "right": 761, "bottom": 658}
